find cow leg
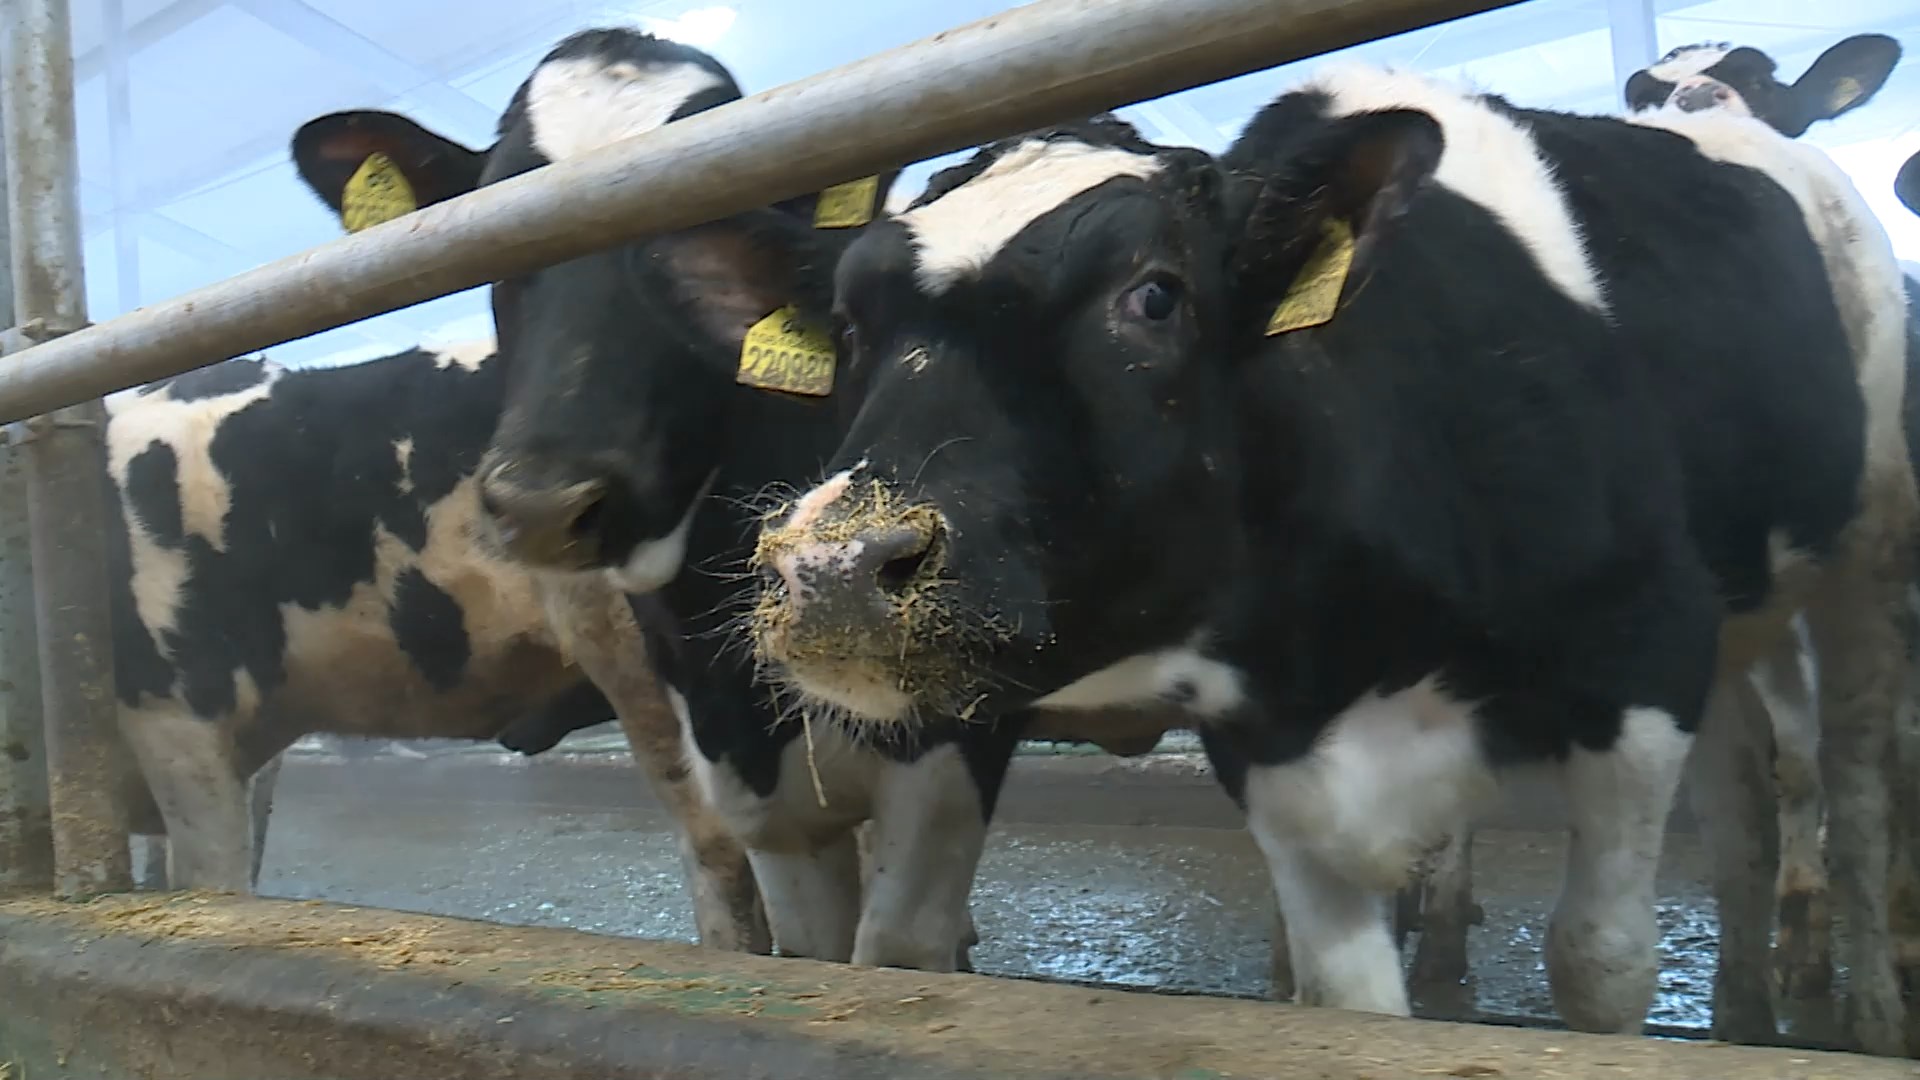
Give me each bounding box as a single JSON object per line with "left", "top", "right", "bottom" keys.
{"left": 1410, "top": 827, "right": 1476, "bottom": 990}
{"left": 627, "top": 687, "right": 768, "bottom": 955}
{"left": 1391, "top": 876, "right": 1422, "bottom": 953}
{"left": 1269, "top": 903, "right": 1295, "bottom": 1001}
{"left": 1747, "top": 628, "right": 1832, "bottom": 999}
{"left": 137, "top": 834, "right": 169, "bottom": 890}
{"left": 546, "top": 581, "right": 770, "bottom": 955}
{"left": 118, "top": 706, "right": 252, "bottom": 892}
{"left": 852, "top": 744, "right": 993, "bottom": 972}
{"left": 1547, "top": 707, "right": 1690, "bottom": 1034}
{"left": 1689, "top": 674, "right": 1782, "bottom": 1044}
{"left": 750, "top": 835, "right": 863, "bottom": 962}
{"left": 1250, "top": 828, "right": 1406, "bottom": 1014}
{"left": 1802, "top": 526, "right": 1912, "bottom": 1058}
{"left": 855, "top": 820, "right": 981, "bottom": 971}
{"left": 1891, "top": 637, "right": 1920, "bottom": 1052}
{"left": 247, "top": 753, "right": 282, "bottom": 889}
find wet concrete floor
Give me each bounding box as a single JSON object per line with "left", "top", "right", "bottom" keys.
{"left": 234, "top": 742, "right": 1842, "bottom": 1042}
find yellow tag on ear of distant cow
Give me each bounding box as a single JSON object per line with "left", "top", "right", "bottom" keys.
{"left": 340, "top": 152, "right": 418, "bottom": 234}
{"left": 1265, "top": 217, "right": 1356, "bottom": 336}
{"left": 813, "top": 176, "right": 881, "bottom": 229}
{"left": 738, "top": 306, "right": 836, "bottom": 396}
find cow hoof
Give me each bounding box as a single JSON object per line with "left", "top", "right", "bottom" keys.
{"left": 1409, "top": 934, "right": 1470, "bottom": 989}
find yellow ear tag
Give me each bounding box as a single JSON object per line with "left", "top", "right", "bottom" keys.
{"left": 738, "top": 306, "right": 836, "bottom": 397}
{"left": 340, "top": 152, "right": 418, "bottom": 234}
{"left": 813, "top": 176, "right": 881, "bottom": 229}
{"left": 1265, "top": 217, "right": 1356, "bottom": 336}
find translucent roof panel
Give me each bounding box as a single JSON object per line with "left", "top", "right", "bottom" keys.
{"left": 52, "top": 0, "right": 1920, "bottom": 371}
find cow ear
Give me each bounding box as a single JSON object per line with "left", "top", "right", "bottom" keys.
{"left": 770, "top": 167, "right": 905, "bottom": 227}
{"left": 656, "top": 214, "right": 843, "bottom": 358}
{"left": 1228, "top": 108, "right": 1442, "bottom": 341}
{"left": 1791, "top": 34, "right": 1901, "bottom": 124}
{"left": 292, "top": 111, "right": 485, "bottom": 231}
{"left": 1622, "top": 69, "right": 1670, "bottom": 112}
{"left": 1896, "top": 150, "right": 1920, "bottom": 219}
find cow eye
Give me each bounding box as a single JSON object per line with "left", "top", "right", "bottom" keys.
{"left": 1124, "top": 277, "right": 1182, "bottom": 322}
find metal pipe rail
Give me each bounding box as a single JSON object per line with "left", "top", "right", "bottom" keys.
{"left": 0, "top": 103, "right": 56, "bottom": 892}
{"left": 0, "top": 0, "right": 1522, "bottom": 424}
{"left": 3, "top": 0, "right": 134, "bottom": 896}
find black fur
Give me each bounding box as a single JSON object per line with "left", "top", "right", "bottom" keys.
{"left": 807, "top": 85, "right": 1869, "bottom": 795}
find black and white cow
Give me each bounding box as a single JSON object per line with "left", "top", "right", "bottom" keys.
{"left": 746, "top": 64, "right": 1917, "bottom": 1055}
{"left": 1625, "top": 35, "right": 1920, "bottom": 1023}
{"left": 299, "top": 27, "right": 1326, "bottom": 979}
{"left": 1625, "top": 34, "right": 1902, "bottom": 135}
{"left": 291, "top": 28, "right": 1006, "bottom": 971}
{"left": 104, "top": 340, "right": 767, "bottom": 953}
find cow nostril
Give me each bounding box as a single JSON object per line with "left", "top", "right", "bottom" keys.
{"left": 876, "top": 546, "right": 931, "bottom": 595}
{"left": 566, "top": 491, "right": 606, "bottom": 544}
{"left": 864, "top": 520, "right": 940, "bottom": 597}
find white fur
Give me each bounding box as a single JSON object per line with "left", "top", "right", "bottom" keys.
{"left": 1646, "top": 45, "right": 1731, "bottom": 85}
{"left": 118, "top": 703, "right": 254, "bottom": 891}
{"left": 1239, "top": 675, "right": 1491, "bottom": 1015}
{"left": 852, "top": 744, "right": 986, "bottom": 970}
{"left": 1304, "top": 63, "right": 1609, "bottom": 315}
{"left": 1033, "top": 635, "right": 1246, "bottom": 720}
{"left": 1243, "top": 674, "right": 1495, "bottom": 892}
{"left": 898, "top": 139, "right": 1163, "bottom": 295}
{"left": 775, "top": 655, "right": 914, "bottom": 724}
{"left": 105, "top": 367, "right": 284, "bottom": 663}
{"left": 1548, "top": 706, "right": 1690, "bottom": 1032}
{"left": 674, "top": 686, "right": 981, "bottom": 968}
{"left": 1629, "top": 106, "right": 1908, "bottom": 475}
{"left": 605, "top": 469, "right": 713, "bottom": 593}
{"left": 1254, "top": 831, "right": 1410, "bottom": 1014}
{"left": 393, "top": 437, "right": 415, "bottom": 495}
{"left": 526, "top": 56, "right": 724, "bottom": 163}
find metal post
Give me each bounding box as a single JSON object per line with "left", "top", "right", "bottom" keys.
{"left": 1607, "top": 0, "right": 1658, "bottom": 107}
{"left": 0, "top": 0, "right": 1525, "bottom": 422}
{"left": 0, "top": 101, "right": 55, "bottom": 892}
{"left": 3, "top": 0, "right": 132, "bottom": 896}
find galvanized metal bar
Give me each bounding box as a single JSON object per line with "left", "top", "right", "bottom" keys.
{"left": 3, "top": 0, "right": 133, "bottom": 896}
{"left": 0, "top": 0, "right": 1524, "bottom": 423}
{"left": 0, "top": 108, "right": 55, "bottom": 892}
{"left": 1606, "top": 0, "right": 1659, "bottom": 107}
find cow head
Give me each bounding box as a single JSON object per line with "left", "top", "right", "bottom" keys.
{"left": 294, "top": 28, "right": 894, "bottom": 592}
{"left": 746, "top": 111, "right": 1429, "bottom": 727}
{"left": 1624, "top": 35, "right": 1901, "bottom": 136}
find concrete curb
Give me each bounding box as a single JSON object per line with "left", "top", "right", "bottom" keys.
{"left": 2, "top": 893, "right": 1911, "bottom": 1080}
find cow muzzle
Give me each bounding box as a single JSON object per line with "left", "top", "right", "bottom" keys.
{"left": 1670, "top": 76, "right": 1742, "bottom": 114}
{"left": 749, "top": 471, "right": 956, "bottom": 723}
{"left": 477, "top": 455, "right": 611, "bottom": 573}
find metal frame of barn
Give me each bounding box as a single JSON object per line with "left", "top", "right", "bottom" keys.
{"left": 0, "top": 0, "right": 1915, "bottom": 1075}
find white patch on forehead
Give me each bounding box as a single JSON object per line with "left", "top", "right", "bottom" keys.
{"left": 1647, "top": 46, "right": 1731, "bottom": 84}
{"left": 898, "top": 139, "right": 1164, "bottom": 295}
{"left": 526, "top": 56, "right": 725, "bottom": 162}
{"left": 1306, "top": 63, "right": 1608, "bottom": 315}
